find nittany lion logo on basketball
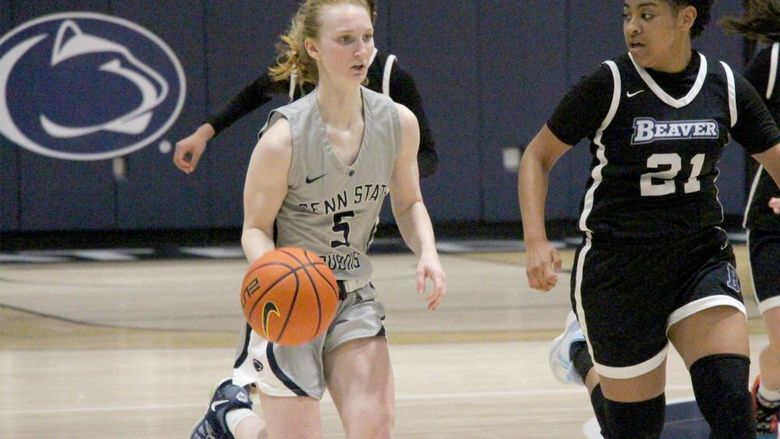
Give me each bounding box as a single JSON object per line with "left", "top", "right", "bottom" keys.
{"left": 631, "top": 117, "right": 719, "bottom": 145}
{"left": 0, "top": 12, "right": 185, "bottom": 160}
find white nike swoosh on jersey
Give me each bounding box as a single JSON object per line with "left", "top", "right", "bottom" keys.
{"left": 211, "top": 400, "right": 229, "bottom": 411}
{"left": 626, "top": 90, "right": 645, "bottom": 98}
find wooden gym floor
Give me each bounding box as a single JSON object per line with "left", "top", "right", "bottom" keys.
{"left": 0, "top": 243, "right": 769, "bottom": 438}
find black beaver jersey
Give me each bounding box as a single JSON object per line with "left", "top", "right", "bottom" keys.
{"left": 744, "top": 43, "right": 780, "bottom": 231}
{"left": 548, "top": 51, "right": 780, "bottom": 241}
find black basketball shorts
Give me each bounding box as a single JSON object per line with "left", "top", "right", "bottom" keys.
{"left": 748, "top": 230, "right": 780, "bottom": 313}
{"left": 571, "top": 228, "right": 745, "bottom": 379}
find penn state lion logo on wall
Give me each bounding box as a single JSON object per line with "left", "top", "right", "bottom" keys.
{"left": 0, "top": 12, "right": 186, "bottom": 160}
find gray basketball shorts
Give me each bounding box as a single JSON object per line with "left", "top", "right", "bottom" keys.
{"left": 232, "top": 282, "right": 386, "bottom": 399}
{"left": 748, "top": 230, "right": 780, "bottom": 313}
{"left": 571, "top": 228, "right": 746, "bottom": 380}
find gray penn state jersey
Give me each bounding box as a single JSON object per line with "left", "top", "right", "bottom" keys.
{"left": 259, "top": 87, "right": 401, "bottom": 285}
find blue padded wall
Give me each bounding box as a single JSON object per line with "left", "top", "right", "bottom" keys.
{"left": 0, "top": 0, "right": 754, "bottom": 233}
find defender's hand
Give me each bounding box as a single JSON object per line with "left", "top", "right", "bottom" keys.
{"left": 525, "top": 240, "right": 562, "bottom": 292}
{"left": 174, "top": 125, "right": 214, "bottom": 173}
{"left": 770, "top": 197, "right": 780, "bottom": 215}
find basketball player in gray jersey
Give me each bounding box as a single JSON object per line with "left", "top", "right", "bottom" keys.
{"left": 191, "top": 1, "right": 446, "bottom": 438}
{"left": 233, "top": 81, "right": 403, "bottom": 395}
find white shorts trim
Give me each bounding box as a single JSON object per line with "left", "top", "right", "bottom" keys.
{"left": 667, "top": 296, "right": 746, "bottom": 328}
{"left": 593, "top": 296, "right": 746, "bottom": 379}
{"left": 232, "top": 283, "right": 384, "bottom": 399}
{"left": 595, "top": 344, "right": 669, "bottom": 379}
{"left": 759, "top": 296, "right": 780, "bottom": 314}
{"left": 233, "top": 332, "right": 300, "bottom": 397}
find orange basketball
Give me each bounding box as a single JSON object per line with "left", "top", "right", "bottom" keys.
{"left": 240, "top": 247, "right": 340, "bottom": 345}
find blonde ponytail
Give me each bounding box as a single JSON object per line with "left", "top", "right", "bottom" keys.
{"left": 268, "top": 0, "right": 372, "bottom": 89}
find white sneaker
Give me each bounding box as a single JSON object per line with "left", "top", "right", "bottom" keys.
{"left": 548, "top": 311, "right": 586, "bottom": 385}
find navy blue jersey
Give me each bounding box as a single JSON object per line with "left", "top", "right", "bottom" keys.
{"left": 549, "top": 51, "right": 780, "bottom": 241}
{"left": 743, "top": 43, "right": 780, "bottom": 231}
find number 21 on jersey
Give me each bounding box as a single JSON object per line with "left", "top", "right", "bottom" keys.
{"left": 640, "top": 153, "right": 705, "bottom": 197}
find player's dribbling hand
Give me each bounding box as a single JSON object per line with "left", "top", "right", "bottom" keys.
{"left": 525, "top": 240, "right": 562, "bottom": 292}
{"left": 770, "top": 197, "right": 780, "bottom": 215}
{"left": 416, "top": 252, "right": 447, "bottom": 310}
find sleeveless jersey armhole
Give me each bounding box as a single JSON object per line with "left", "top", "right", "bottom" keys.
{"left": 578, "top": 60, "right": 622, "bottom": 236}
{"left": 390, "top": 102, "right": 403, "bottom": 162}
{"left": 259, "top": 110, "right": 298, "bottom": 185}
{"left": 598, "top": 61, "right": 622, "bottom": 130}
{"left": 767, "top": 42, "right": 779, "bottom": 100}
{"left": 382, "top": 55, "right": 396, "bottom": 97}
{"left": 288, "top": 72, "right": 297, "bottom": 102}
{"left": 743, "top": 166, "right": 765, "bottom": 228}
{"left": 720, "top": 61, "right": 738, "bottom": 128}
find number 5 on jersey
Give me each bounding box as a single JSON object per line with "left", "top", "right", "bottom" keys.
{"left": 331, "top": 211, "right": 355, "bottom": 248}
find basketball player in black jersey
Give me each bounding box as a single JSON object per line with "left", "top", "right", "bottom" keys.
{"left": 172, "top": 0, "right": 438, "bottom": 179}
{"left": 519, "top": 1, "right": 780, "bottom": 437}
{"left": 724, "top": 2, "right": 780, "bottom": 437}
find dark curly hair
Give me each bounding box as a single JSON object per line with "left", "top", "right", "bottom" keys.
{"left": 667, "top": 0, "right": 713, "bottom": 38}
{"left": 721, "top": 0, "right": 780, "bottom": 42}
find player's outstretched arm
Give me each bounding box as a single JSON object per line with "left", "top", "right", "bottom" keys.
{"left": 173, "top": 72, "right": 288, "bottom": 173}
{"left": 173, "top": 123, "right": 215, "bottom": 173}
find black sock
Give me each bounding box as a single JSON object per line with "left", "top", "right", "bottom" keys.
{"left": 690, "top": 354, "right": 755, "bottom": 439}
{"left": 604, "top": 394, "right": 665, "bottom": 439}
{"left": 571, "top": 342, "right": 607, "bottom": 435}
{"left": 570, "top": 340, "right": 593, "bottom": 382}
{"left": 590, "top": 384, "right": 608, "bottom": 437}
